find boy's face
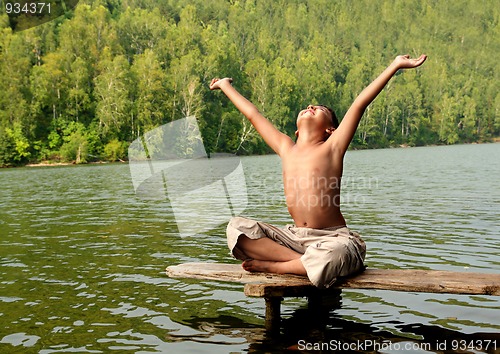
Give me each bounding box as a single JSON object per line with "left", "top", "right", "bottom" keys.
{"left": 296, "top": 105, "right": 334, "bottom": 130}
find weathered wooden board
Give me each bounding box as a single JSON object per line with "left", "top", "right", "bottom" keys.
{"left": 166, "top": 262, "right": 500, "bottom": 296}
{"left": 337, "top": 268, "right": 500, "bottom": 296}
{"left": 166, "top": 262, "right": 310, "bottom": 285}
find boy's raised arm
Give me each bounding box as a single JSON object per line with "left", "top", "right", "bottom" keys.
{"left": 210, "top": 78, "right": 294, "bottom": 156}
{"left": 332, "top": 54, "right": 427, "bottom": 153}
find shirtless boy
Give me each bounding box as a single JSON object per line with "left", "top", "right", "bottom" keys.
{"left": 210, "top": 54, "right": 427, "bottom": 288}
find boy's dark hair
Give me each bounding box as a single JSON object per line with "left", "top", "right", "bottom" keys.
{"left": 319, "top": 105, "right": 339, "bottom": 128}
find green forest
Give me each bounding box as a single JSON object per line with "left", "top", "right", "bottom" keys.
{"left": 0, "top": 0, "right": 499, "bottom": 166}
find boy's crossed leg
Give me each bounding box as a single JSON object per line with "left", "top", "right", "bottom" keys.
{"left": 236, "top": 236, "right": 307, "bottom": 276}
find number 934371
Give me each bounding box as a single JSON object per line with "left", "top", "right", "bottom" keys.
{"left": 5, "top": 1, "right": 51, "bottom": 15}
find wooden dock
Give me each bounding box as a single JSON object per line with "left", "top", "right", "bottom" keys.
{"left": 166, "top": 262, "right": 500, "bottom": 332}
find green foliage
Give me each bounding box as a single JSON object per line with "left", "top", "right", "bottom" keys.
{"left": 0, "top": 0, "right": 499, "bottom": 167}
{"left": 6, "top": 123, "right": 31, "bottom": 161}
{"left": 0, "top": 127, "right": 19, "bottom": 166}
{"left": 60, "top": 131, "right": 88, "bottom": 163}
{"left": 103, "top": 139, "right": 128, "bottom": 162}
{"left": 59, "top": 122, "right": 89, "bottom": 163}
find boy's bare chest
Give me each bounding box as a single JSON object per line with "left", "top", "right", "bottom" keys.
{"left": 281, "top": 148, "right": 343, "bottom": 185}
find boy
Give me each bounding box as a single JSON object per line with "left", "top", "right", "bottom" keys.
{"left": 210, "top": 54, "right": 427, "bottom": 288}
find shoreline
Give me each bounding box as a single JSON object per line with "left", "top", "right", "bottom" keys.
{"left": 4, "top": 140, "right": 499, "bottom": 169}
{"left": 24, "top": 160, "right": 121, "bottom": 168}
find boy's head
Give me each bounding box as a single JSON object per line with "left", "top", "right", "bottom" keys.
{"left": 295, "top": 105, "right": 338, "bottom": 140}
{"left": 318, "top": 105, "right": 339, "bottom": 129}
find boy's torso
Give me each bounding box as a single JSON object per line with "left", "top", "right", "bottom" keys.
{"left": 281, "top": 143, "right": 346, "bottom": 229}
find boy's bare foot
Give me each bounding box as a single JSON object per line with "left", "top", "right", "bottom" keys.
{"left": 242, "top": 259, "right": 307, "bottom": 276}
{"left": 242, "top": 259, "right": 277, "bottom": 273}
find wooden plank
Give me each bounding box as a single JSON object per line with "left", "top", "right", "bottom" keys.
{"left": 166, "top": 262, "right": 500, "bottom": 296}
{"left": 166, "top": 262, "right": 310, "bottom": 285}
{"left": 336, "top": 269, "right": 500, "bottom": 296}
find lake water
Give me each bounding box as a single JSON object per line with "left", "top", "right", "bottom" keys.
{"left": 1, "top": 143, "right": 499, "bottom": 353}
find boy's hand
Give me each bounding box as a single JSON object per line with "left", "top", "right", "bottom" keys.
{"left": 393, "top": 54, "right": 427, "bottom": 69}
{"left": 210, "top": 77, "right": 233, "bottom": 90}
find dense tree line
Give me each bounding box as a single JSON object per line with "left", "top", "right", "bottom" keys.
{"left": 0, "top": 0, "right": 499, "bottom": 166}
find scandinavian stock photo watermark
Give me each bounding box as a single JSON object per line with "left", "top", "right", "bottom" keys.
{"left": 128, "top": 116, "right": 248, "bottom": 238}
{"left": 243, "top": 172, "right": 379, "bottom": 209}
{"left": 129, "top": 116, "right": 379, "bottom": 238}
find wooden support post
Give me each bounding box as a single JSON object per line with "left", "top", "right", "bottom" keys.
{"left": 264, "top": 297, "right": 282, "bottom": 333}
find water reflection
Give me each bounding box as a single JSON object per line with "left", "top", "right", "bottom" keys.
{"left": 176, "top": 298, "right": 500, "bottom": 353}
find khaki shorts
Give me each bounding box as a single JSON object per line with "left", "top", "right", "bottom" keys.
{"left": 226, "top": 216, "right": 366, "bottom": 289}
